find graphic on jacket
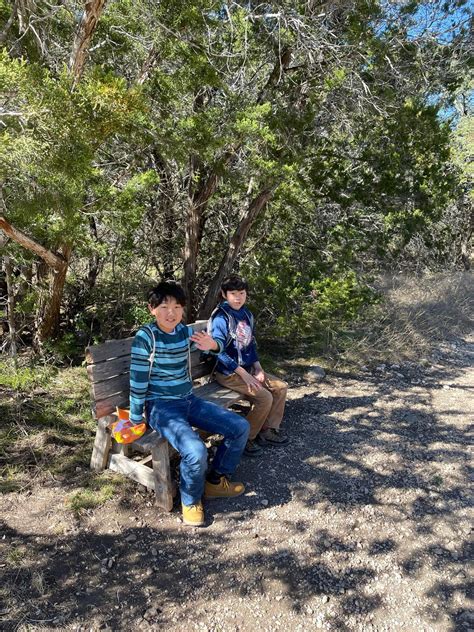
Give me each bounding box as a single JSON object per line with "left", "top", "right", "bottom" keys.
{"left": 209, "top": 302, "right": 259, "bottom": 375}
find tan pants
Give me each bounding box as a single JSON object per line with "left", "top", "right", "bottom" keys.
{"left": 215, "top": 371, "right": 288, "bottom": 440}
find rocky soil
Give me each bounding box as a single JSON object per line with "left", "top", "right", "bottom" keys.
{"left": 1, "top": 333, "right": 472, "bottom": 632}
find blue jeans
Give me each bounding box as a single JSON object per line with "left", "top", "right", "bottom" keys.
{"left": 145, "top": 394, "right": 249, "bottom": 506}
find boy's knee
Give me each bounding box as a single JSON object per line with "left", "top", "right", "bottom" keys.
{"left": 228, "top": 414, "right": 250, "bottom": 441}
{"left": 279, "top": 382, "right": 288, "bottom": 396}
{"left": 182, "top": 440, "right": 208, "bottom": 470}
{"left": 257, "top": 387, "right": 273, "bottom": 408}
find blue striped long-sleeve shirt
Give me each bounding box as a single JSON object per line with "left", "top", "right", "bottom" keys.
{"left": 129, "top": 321, "right": 221, "bottom": 423}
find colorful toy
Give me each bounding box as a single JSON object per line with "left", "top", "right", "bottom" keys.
{"left": 111, "top": 407, "right": 147, "bottom": 444}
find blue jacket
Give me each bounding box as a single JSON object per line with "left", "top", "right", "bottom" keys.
{"left": 210, "top": 302, "right": 259, "bottom": 375}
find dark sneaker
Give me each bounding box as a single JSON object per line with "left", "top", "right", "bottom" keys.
{"left": 244, "top": 439, "right": 264, "bottom": 457}
{"left": 204, "top": 476, "right": 245, "bottom": 499}
{"left": 256, "top": 428, "right": 290, "bottom": 447}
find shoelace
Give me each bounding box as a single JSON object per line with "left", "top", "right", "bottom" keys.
{"left": 220, "top": 477, "right": 230, "bottom": 490}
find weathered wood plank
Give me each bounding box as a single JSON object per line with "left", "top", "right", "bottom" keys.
{"left": 94, "top": 392, "right": 129, "bottom": 419}
{"left": 88, "top": 347, "right": 209, "bottom": 383}
{"left": 91, "top": 373, "right": 130, "bottom": 401}
{"left": 90, "top": 416, "right": 113, "bottom": 471}
{"left": 131, "top": 428, "right": 163, "bottom": 453}
{"left": 87, "top": 356, "right": 131, "bottom": 382}
{"left": 191, "top": 320, "right": 208, "bottom": 333}
{"left": 194, "top": 382, "right": 243, "bottom": 408}
{"left": 86, "top": 337, "right": 134, "bottom": 364}
{"left": 109, "top": 453, "right": 156, "bottom": 491}
{"left": 111, "top": 440, "right": 131, "bottom": 457}
{"left": 151, "top": 441, "right": 173, "bottom": 511}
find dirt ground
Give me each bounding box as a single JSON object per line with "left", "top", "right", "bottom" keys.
{"left": 0, "top": 331, "right": 472, "bottom": 632}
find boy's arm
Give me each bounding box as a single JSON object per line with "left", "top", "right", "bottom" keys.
{"left": 129, "top": 328, "right": 153, "bottom": 423}
{"left": 188, "top": 325, "right": 222, "bottom": 353}
{"left": 210, "top": 313, "right": 240, "bottom": 372}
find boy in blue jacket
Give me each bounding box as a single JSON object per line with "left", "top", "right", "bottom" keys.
{"left": 129, "top": 280, "right": 249, "bottom": 526}
{"left": 210, "top": 275, "right": 289, "bottom": 457}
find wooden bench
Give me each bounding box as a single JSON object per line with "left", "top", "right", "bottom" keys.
{"left": 85, "top": 320, "right": 244, "bottom": 511}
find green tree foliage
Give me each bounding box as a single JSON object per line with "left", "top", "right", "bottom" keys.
{"left": 0, "top": 0, "right": 471, "bottom": 352}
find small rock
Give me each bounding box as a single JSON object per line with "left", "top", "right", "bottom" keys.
{"left": 125, "top": 534, "right": 137, "bottom": 543}
{"left": 322, "top": 595, "right": 329, "bottom": 603}
{"left": 304, "top": 366, "right": 326, "bottom": 383}
{"left": 261, "top": 499, "right": 269, "bottom": 506}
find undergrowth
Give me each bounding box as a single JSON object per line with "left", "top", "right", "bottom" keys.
{"left": 0, "top": 359, "right": 94, "bottom": 495}
{"left": 336, "top": 271, "right": 473, "bottom": 366}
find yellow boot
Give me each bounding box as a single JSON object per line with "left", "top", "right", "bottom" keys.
{"left": 182, "top": 501, "right": 205, "bottom": 526}
{"left": 204, "top": 476, "right": 245, "bottom": 499}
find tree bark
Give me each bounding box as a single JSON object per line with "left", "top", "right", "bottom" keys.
{"left": 34, "top": 243, "right": 72, "bottom": 347}
{"left": 4, "top": 256, "right": 17, "bottom": 365}
{"left": 0, "top": 0, "right": 19, "bottom": 46}
{"left": 183, "top": 166, "right": 220, "bottom": 319}
{"left": 87, "top": 215, "right": 100, "bottom": 290}
{"left": 69, "top": 0, "right": 107, "bottom": 86}
{"left": 0, "top": 216, "right": 66, "bottom": 271}
{"left": 0, "top": 215, "right": 71, "bottom": 346}
{"left": 199, "top": 185, "right": 275, "bottom": 318}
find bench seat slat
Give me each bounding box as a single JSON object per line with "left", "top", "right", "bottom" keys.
{"left": 94, "top": 392, "right": 129, "bottom": 419}
{"left": 86, "top": 338, "right": 134, "bottom": 364}
{"left": 87, "top": 356, "right": 131, "bottom": 382}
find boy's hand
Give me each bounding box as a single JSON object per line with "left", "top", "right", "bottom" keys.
{"left": 236, "top": 367, "right": 262, "bottom": 393}
{"left": 252, "top": 362, "right": 265, "bottom": 383}
{"left": 191, "top": 331, "right": 219, "bottom": 352}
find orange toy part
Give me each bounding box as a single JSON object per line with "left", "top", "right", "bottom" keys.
{"left": 111, "top": 408, "right": 146, "bottom": 444}
{"left": 116, "top": 407, "right": 130, "bottom": 421}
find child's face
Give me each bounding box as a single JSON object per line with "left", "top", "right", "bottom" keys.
{"left": 223, "top": 289, "right": 247, "bottom": 311}
{"left": 149, "top": 296, "right": 184, "bottom": 333}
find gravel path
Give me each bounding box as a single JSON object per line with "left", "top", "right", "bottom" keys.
{"left": 1, "top": 334, "right": 472, "bottom": 632}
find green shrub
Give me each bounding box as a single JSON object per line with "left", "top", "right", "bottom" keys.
{"left": 0, "top": 359, "right": 55, "bottom": 391}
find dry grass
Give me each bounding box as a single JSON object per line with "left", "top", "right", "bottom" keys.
{"left": 338, "top": 271, "right": 473, "bottom": 366}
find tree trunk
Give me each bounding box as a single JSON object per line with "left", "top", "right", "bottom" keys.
{"left": 183, "top": 166, "right": 220, "bottom": 320}
{"left": 0, "top": 216, "right": 66, "bottom": 270}
{"left": 87, "top": 215, "right": 100, "bottom": 290}
{"left": 4, "top": 256, "right": 17, "bottom": 366}
{"left": 199, "top": 186, "right": 275, "bottom": 318}
{"left": 69, "top": 0, "right": 107, "bottom": 86}
{"left": 34, "top": 243, "right": 72, "bottom": 347}
{"left": 0, "top": 216, "right": 71, "bottom": 347}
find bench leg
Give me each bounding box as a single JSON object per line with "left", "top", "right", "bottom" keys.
{"left": 151, "top": 439, "right": 174, "bottom": 512}
{"left": 90, "top": 416, "right": 113, "bottom": 471}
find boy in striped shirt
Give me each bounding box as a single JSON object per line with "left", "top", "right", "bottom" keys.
{"left": 129, "top": 280, "right": 249, "bottom": 526}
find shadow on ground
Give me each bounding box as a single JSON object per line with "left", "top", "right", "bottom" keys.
{"left": 0, "top": 336, "right": 472, "bottom": 631}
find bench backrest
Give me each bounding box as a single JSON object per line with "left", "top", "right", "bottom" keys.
{"left": 85, "top": 320, "right": 211, "bottom": 419}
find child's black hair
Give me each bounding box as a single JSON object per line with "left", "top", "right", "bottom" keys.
{"left": 221, "top": 274, "right": 249, "bottom": 293}
{"left": 148, "top": 280, "right": 187, "bottom": 308}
